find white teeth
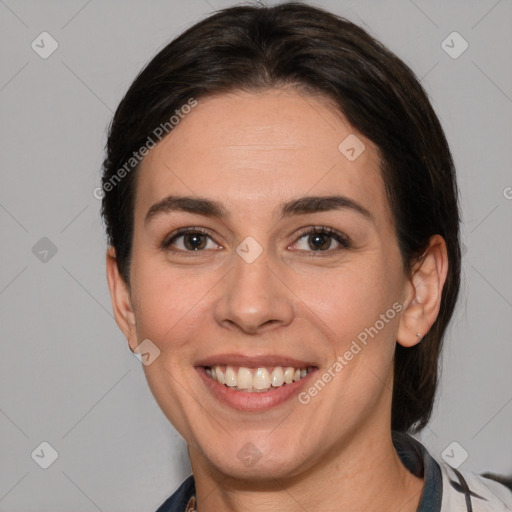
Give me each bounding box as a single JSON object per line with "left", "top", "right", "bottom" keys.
{"left": 253, "top": 368, "right": 271, "bottom": 390}
{"left": 237, "top": 367, "right": 253, "bottom": 390}
{"left": 207, "top": 365, "right": 312, "bottom": 391}
{"left": 215, "top": 367, "right": 225, "bottom": 385}
{"left": 271, "top": 367, "right": 284, "bottom": 387}
{"left": 225, "top": 366, "right": 237, "bottom": 387}
{"left": 284, "top": 367, "right": 295, "bottom": 384}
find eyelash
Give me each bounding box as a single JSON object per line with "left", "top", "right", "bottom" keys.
{"left": 161, "top": 226, "right": 351, "bottom": 255}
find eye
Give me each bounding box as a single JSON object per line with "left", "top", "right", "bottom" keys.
{"left": 291, "top": 226, "right": 350, "bottom": 252}
{"left": 162, "top": 227, "right": 221, "bottom": 252}
{"left": 162, "top": 226, "right": 350, "bottom": 254}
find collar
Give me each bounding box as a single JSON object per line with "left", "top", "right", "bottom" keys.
{"left": 392, "top": 431, "right": 443, "bottom": 512}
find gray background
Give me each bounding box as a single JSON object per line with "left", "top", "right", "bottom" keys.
{"left": 1, "top": 0, "right": 511, "bottom": 510}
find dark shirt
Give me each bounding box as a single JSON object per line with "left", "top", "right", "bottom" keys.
{"left": 155, "top": 431, "right": 442, "bottom": 512}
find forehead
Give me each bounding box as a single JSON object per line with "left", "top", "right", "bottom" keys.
{"left": 136, "top": 88, "right": 391, "bottom": 226}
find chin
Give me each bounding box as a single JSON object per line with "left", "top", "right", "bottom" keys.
{"left": 191, "top": 433, "right": 317, "bottom": 482}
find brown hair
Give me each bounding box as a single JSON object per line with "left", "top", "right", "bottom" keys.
{"left": 100, "top": 2, "right": 461, "bottom": 433}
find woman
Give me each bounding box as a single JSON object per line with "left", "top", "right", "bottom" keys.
{"left": 101, "top": 3, "right": 512, "bottom": 511}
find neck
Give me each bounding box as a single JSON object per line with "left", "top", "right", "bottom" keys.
{"left": 189, "top": 427, "right": 424, "bottom": 512}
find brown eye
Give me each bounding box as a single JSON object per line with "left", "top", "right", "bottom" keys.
{"left": 292, "top": 227, "right": 350, "bottom": 252}
{"left": 307, "top": 233, "right": 333, "bottom": 251}
{"left": 163, "top": 228, "right": 221, "bottom": 252}
{"left": 183, "top": 233, "right": 207, "bottom": 250}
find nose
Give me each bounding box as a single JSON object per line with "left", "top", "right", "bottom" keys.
{"left": 213, "top": 250, "right": 294, "bottom": 335}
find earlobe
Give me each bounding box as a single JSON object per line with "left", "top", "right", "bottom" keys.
{"left": 396, "top": 235, "right": 449, "bottom": 348}
{"left": 105, "top": 246, "right": 138, "bottom": 352}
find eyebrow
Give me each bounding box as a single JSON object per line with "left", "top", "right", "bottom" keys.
{"left": 144, "top": 194, "right": 373, "bottom": 224}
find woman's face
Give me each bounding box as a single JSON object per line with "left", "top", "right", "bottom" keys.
{"left": 114, "top": 88, "right": 417, "bottom": 479}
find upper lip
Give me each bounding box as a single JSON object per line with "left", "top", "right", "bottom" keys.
{"left": 195, "top": 353, "right": 318, "bottom": 369}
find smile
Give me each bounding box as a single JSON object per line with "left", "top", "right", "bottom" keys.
{"left": 205, "top": 365, "right": 315, "bottom": 392}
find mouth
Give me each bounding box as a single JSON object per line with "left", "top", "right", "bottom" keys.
{"left": 195, "top": 355, "right": 318, "bottom": 412}
{"left": 204, "top": 365, "right": 315, "bottom": 392}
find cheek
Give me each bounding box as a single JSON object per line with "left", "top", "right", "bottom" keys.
{"left": 290, "top": 258, "right": 402, "bottom": 392}
{"left": 292, "top": 257, "right": 399, "bottom": 335}
{"left": 307, "top": 265, "right": 401, "bottom": 412}
{"left": 129, "top": 253, "right": 219, "bottom": 348}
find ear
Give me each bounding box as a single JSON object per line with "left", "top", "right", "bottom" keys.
{"left": 396, "top": 235, "right": 449, "bottom": 348}
{"left": 105, "top": 246, "right": 138, "bottom": 352}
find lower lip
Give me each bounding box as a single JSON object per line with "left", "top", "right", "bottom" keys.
{"left": 196, "top": 367, "right": 317, "bottom": 412}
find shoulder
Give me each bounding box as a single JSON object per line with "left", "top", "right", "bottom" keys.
{"left": 155, "top": 475, "right": 195, "bottom": 512}
{"left": 392, "top": 431, "right": 512, "bottom": 512}
{"left": 437, "top": 461, "right": 512, "bottom": 511}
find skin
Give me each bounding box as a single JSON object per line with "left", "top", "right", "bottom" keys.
{"left": 106, "top": 87, "right": 449, "bottom": 512}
